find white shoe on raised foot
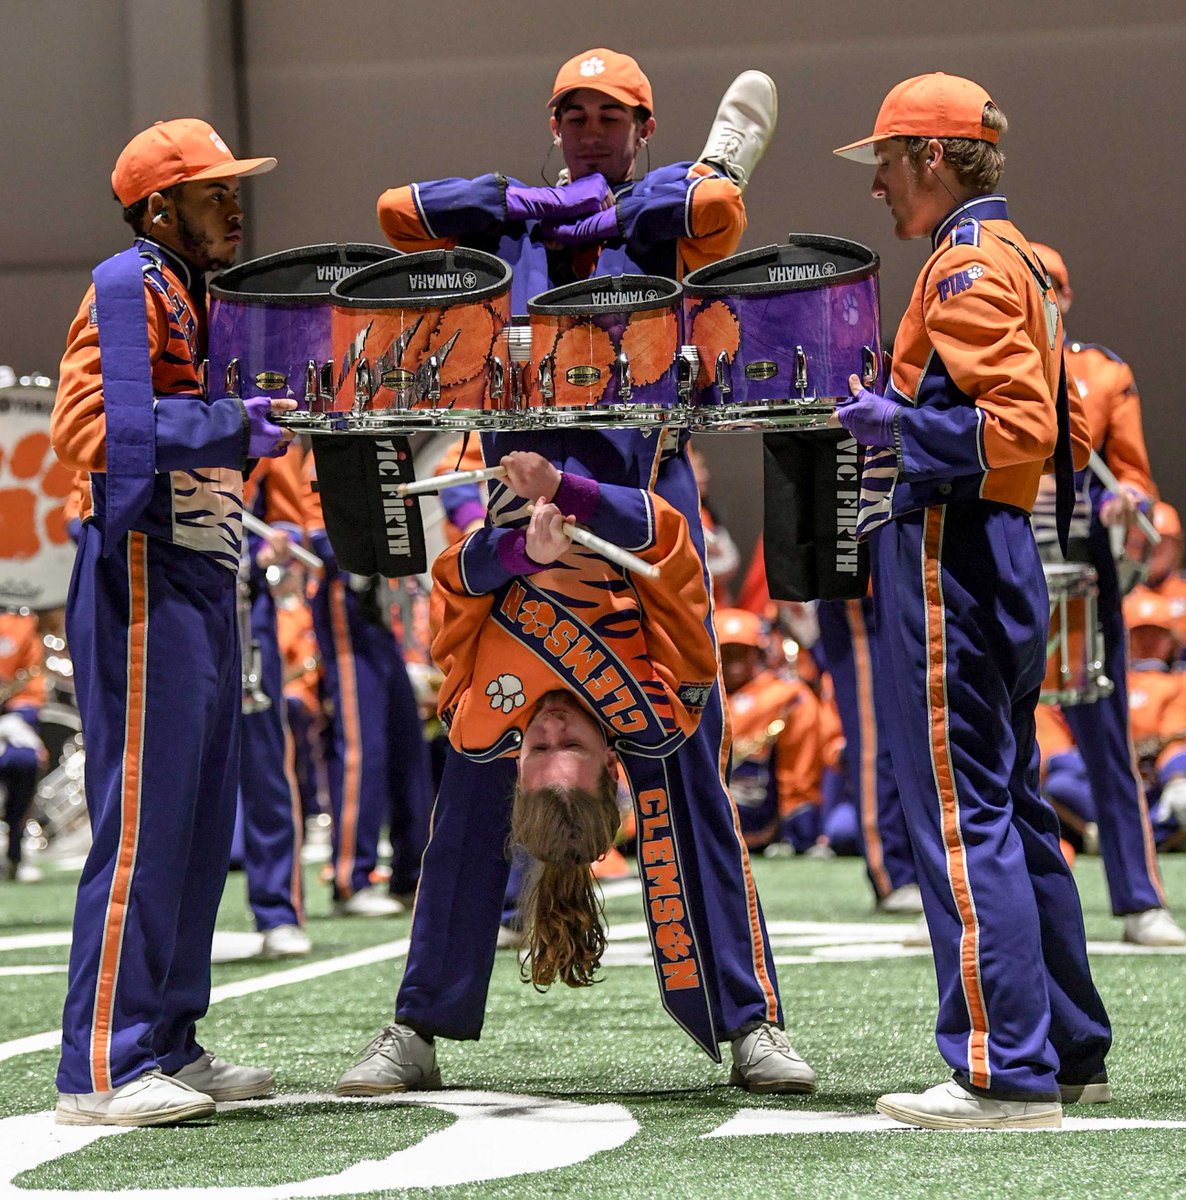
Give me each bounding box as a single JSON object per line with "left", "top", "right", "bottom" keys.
{"left": 334, "top": 888, "right": 405, "bottom": 917}
{"left": 1122, "top": 907, "right": 1186, "bottom": 947}
{"left": 262, "top": 923, "right": 312, "bottom": 958}
{"left": 56, "top": 1070, "right": 215, "bottom": 1127}
{"left": 877, "top": 884, "right": 923, "bottom": 914}
{"left": 697, "top": 70, "right": 778, "bottom": 191}
{"left": 729, "top": 1023, "right": 816, "bottom": 1094}
{"left": 877, "top": 1079, "right": 1062, "bottom": 1130}
{"left": 902, "top": 914, "right": 932, "bottom": 947}
{"left": 336, "top": 1023, "right": 442, "bottom": 1095}
{"left": 170, "top": 1052, "right": 275, "bottom": 1101}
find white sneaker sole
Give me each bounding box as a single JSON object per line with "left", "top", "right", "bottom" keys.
{"left": 336, "top": 1072, "right": 442, "bottom": 1097}
{"left": 876, "top": 1097, "right": 1062, "bottom": 1129}
{"left": 55, "top": 1098, "right": 216, "bottom": 1127}
{"left": 728, "top": 1067, "right": 816, "bottom": 1095}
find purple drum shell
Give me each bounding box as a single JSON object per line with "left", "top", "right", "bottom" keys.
{"left": 208, "top": 244, "right": 398, "bottom": 408}
{"left": 683, "top": 236, "right": 882, "bottom": 412}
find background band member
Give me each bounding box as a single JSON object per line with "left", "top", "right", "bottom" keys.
{"left": 51, "top": 119, "right": 288, "bottom": 1127}
{"left": 1027, "top": 242, "right": 1183, "bottom": 946}
{"left": 833, "top": 73, "right": 1110, "bottom": 1130}
{"left": 0, "top": 612, "right": 48, "bottom": 882}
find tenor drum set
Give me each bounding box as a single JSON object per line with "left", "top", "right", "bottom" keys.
{"left": 207, "top": 233, "right": 884, "bottom": 437}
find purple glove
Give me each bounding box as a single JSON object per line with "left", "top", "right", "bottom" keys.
{"left": 835, "top": 387, "right": 899, "bottom": 449}
{"left": 243, "top": 396, "right": 289, "bottom": 459}
{"left": 540, "top": 205, "right": 621, "bottom": 247}
{"left": 504, "top": 173, "right": 610, "bottom": 222}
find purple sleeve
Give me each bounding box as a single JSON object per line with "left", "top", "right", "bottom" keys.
{"left": 553, "top": 472, "right": 599, "bottom": 524}
{"left": 153, "top": 395, "right": 248, "bottom": 472}
{"left": 440, "top": 481, "right": 485, "bottom": 531}
{"left": 413, "top": 174, "right": 511, "bottom": 238}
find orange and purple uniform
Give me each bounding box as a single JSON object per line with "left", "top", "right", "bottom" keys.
{"left": 866, "top": 195, "right": 1109, "bottom": 1103}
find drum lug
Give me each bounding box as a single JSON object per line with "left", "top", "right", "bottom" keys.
{"left": 423, "top": 354, "right": 441, "bottom": 404}
{"left": 794, "top": 346, "right": 809, "bottom": 395}
{"left": 677, "top": 346, "right": 699, "bottom": 401}
{"left": 539, "top": 353, "right": 556, "bottom": 404}
{"left": 225, "top": 357, "right": 241, "bottom": 399}
{"left": 861, "top": 345, "right": 878, "bottom": 389}
{"left": 304, "top": 360, "right": 320, "bottom": 412}
{"left": 353, "top": 356, "right": 373, "bottom": 416}
{"left": 490, "top": 355, "right": 505, "bottom": 402}
{"left": 615, "top": 350, "right": 632, "bottom": 402}
{"left": 714, "top": 351, "right": 732, "bottom": 397}
{"left": 319, "top": 360, "right": 335, "bottom": 408}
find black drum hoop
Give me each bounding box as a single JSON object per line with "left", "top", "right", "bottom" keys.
{"left": 330, "top": 247, "right": 512, "bottom": 311}
{"left": 683, "top": 234, "right": 880, "bottom": 297}
{"left": 209, "top": 243, "right": 399, "bottom": 306}
{"left": 528, "top": 274, "right": 682, "bottom": 317}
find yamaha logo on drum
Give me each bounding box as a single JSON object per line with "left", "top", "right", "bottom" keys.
{"left": 589, "top": 289, "right": 660, "bottom": 305}
{"left": 407, "top": 272, "right": 479, "bottom": 291}
{"left": 767, "top": 263, "right": 837, "bottom": 283}
{"left": 381, "top": 368, "right": 416, "bottom": 389}
{"left": 743, "top": 361, "right": 779, "bottom": 382}
{"left": 566, "top": 365, "right": 603, "bottom": 387}
{"left": 254, "top": 372, "right": 288, "bottom": 391}
{"left": 315, "top": 265, "right": 364, "bottom": 282}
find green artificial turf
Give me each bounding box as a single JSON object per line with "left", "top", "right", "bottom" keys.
{"left": 2, "top": 853, "right": 1185, "bottom": 1198}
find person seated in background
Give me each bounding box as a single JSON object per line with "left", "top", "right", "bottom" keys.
{"left": 715, "top": 607, "right": 823, "bottom": 855}
{"left": 1123, "top": 591, "right": 1186, "bottom": 853}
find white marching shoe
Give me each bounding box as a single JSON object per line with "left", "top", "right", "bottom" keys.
{"left": 697, "top": 70, "right": 778, "bottom": 191}
{"left": 334, "top": 887, "right": 405, "bottom": 917}
{"left": 336, "top": 1023, "right": 442, "bottom": 1095}
{"left": 170, "top": 1052, "right": 275, "bottom": 1101}
{"left": 729, "top": 1023, "right": 816, "bottom": 1094}
{"left": 877, "top": 884, "right": 923, "bottom": 914}
{"left": 1122, "top": 907, "right": 1186, "bottom": 946}
{"left": 262, "top": 923, "right": 312, "bottom": 958}
{"left": 877, "top": 1079, "right": 1062, "bottom": 1130}
{"left": 56, "top": 1070, "right": 215, "bottom": 1127}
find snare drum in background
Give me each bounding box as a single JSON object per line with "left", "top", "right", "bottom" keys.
{"left": 328, "top": 248, "right": 513, "bottom": 433}
{"left": 522, "top": 275, "right": 684, "bottom": 428}
{"left": 207, "top": 243, "right": 399, "bottom": 430}
{"left": 682, "top": 235, "right": 882, "bottom": 432}
{"left": 1041, "top": 562, "right": 1112, "bottom": 705}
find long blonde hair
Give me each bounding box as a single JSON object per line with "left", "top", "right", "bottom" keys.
{"left": 511, "top": 774, "right": 620, "bottom": 989}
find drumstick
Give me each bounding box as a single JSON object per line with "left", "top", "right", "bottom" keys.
{"left": 395, "top": 465, "right": 508, "bottom": 497}
{"left": 241, "top": 510, "right": 325, "bottom": 570}
{"left": 525, "top": 503, "right": 661, "bottom": 580}
{"left": 1087, "top": 451, "right": 1161, "bottom": 544}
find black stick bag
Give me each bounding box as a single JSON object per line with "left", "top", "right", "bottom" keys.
{"left": 761, "top": 429, "right": 869, "bottom": 601}
{"left": 309, "top": 434, "right": 427, "bottom": 577}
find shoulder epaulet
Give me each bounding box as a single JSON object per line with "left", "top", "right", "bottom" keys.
{"left": 1067, "top": 340, "right": 1125, "bottom": 365}
{"left": 950, "top": 218, "right": 981, "bottom": 248}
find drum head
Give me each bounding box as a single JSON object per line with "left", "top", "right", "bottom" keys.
{"left": 527, "top": 274, "right": 681, "bottom": 315}
{"left": 331, "top": 248, "right": 511, "bottom": 309}
{"left": 683, "top": 234, "right": 879, "bottom": 296}
{"left": 209, "top": 244, "right": 400, "bottom": 305}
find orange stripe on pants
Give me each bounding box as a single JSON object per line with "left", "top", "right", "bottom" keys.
{"left": 90, "top": 532, "right": 149, "bottom": 1092}
{"left": 922, "top": 509, "right": 991, "bottom": 1090}
{"left": 848, "top": 600, "right": 890, "bottom": 898}
{"left": 329, "top": 580, "right": 362, "bottom": 896}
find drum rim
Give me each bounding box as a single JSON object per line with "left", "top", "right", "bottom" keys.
{"left": 527, "top": 273, "right": 682, "bottom": 316}
{"left": 329, "top": 247, "right": 512, "bottom": 310}
{"left": 209, "top": 243, "right": 400, "bottom": 305}
{"left": 682, "top": 233, "right": 880, "bottom": 296}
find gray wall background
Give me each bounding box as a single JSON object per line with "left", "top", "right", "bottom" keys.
{"left": 4, "top": 0, "right": 1183, "bottom": 570}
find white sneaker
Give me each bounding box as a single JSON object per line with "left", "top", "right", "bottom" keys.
{"left": 902, "top": 914, "right": 932, "bottom": 947}
{"left": 5, "top": 862, "right": 43, "bottom": 883}
{"left": 336, "top": 1023, "right": 442, "bottom": 1095}
{"left": 1122, "top": 907, "right": 1186, "bottom": 947}
{"left": 729, "top": 1023, "right": 816, "bottom": 1094}
{"left": 496, "top": 924, "right": 526, "bottom": 950}
{"left": 56, "top": 1070, "right": 215, "bottom": 1127}
{"left": 334, "top": 888, "right": 405, "bottom": 917}
{"left": 1081, "top": 822, "right": 1100, "bottom": 855}
{"left": 261, "top": 923, "right": 312, "bottom": 959}
{"left": 697, "top": 70, "right": 778, "bottom": 191}
{"left": 170, "top": 1052, "right": 275, "bottom": 1101}
{"left": 1059, "top": 1076, "right": 1112, "bottom": 1104}
{"left": 877, "top": 884, "right": 923, "bottom": 914}
{"left": 877, "top": 1079, "right": 1062, "bottom": 1130}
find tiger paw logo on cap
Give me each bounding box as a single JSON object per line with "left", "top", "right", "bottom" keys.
{"left": 209, "top": 130, "right": 230, "bottom": 154}
{"left": 580, "top": 56, "right": 606, "bottom": 77}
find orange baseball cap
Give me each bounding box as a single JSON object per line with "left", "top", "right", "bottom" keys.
{"left": 715, "top": 608, "right": 763, "bottom": 648}
{"left": 112, "top": 119, "right": 277, "bottom": 207}
{"left": 1124, "top": 589, "right": 1175, "bottom": 633}
{"left": 1030, "top": 243, "right": 1069, "bottom": 292}
{"left": 1154, "top": 501, "right": 1183, "bottom": 539}
{"left": 834, "top": 72, "right": 998, "bottom": 164}
{"left": 549, "top": 48, "right": 653, "bottom": 114}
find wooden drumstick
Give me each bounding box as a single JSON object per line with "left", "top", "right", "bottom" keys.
{"left": 525, "top": 503, "right": 661, "bottom": 580}
{"left": 241, "top": 511, "right": 324, "bottom": 571}
{"left": 395, "top": 465, "right": 508, "bottom": 497}
{"left": 1087, "top": 451, "right": 1161, "bottom": 544}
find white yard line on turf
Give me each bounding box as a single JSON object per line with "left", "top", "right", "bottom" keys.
{"left": 0, "top": 936, "right": 410, "bottom": 1065}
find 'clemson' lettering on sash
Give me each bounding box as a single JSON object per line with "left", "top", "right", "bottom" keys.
{"left": 638, "top": 787, "right": 700, "bottom": 991}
